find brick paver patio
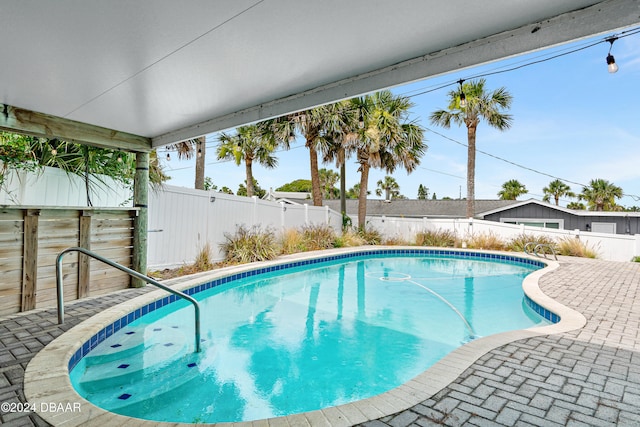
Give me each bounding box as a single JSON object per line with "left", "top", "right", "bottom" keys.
{"left": 2, "top": 256, "right": 639, "bottom": 426}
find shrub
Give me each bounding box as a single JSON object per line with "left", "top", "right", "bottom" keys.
{"left": 219, "top": 225, "right": 279, "bottom": 264}
{"left": 466, "top": 232, "right": 506, "bottom": 251}
{"left": 556, "top": 237, "right": 598, "bottom": 258}
{"left": 415, "top": 229, "right": 457, "bottom": 247}
{"left": 193, "top": 242, "right": 214, "bottom": 271}
{"left": 300, "top": 224, "right": 337, "bottom": 251}
{"left": 358, "top": 227, "right": 382, "bottom": 245}
{"left": 333, "top": 230, "right": 366, "bottom": 248}
{"left": 280, "top": 228, "right": 307, "bottom": 254}
{"left": 382, "top": 235, "right": 410, "bottom": 246}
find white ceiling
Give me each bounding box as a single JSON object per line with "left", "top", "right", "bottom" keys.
{"left": 1, "top": 0, "right": 639, "bottom": 150}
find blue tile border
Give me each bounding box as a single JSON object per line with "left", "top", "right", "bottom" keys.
{"left": 67, "top": 249, "right": 547, "bottom": 372}
{"left": 524, "top": 294, "right": 561, "bottom": 323}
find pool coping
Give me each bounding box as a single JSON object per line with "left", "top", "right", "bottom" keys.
{"left": 23, "top": 247, "right": 587, "bottom": 427}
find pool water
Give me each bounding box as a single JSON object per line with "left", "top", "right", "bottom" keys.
{"left": 70, "top": 254, "right": 547, "bottom": 423}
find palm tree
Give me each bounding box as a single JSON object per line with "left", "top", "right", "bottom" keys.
{"left": 319, "top": 100, "right": 360, "bottom": 213}
{"left": 498, "top": 179, "right": 528, "bottom": 200}
{"left": 542, "top": 179, "right": 576, "bottom": 206}
{"left": 417, "top": 184, "right": 429, "bottom": 199}
{"left": 217, "top": 124, "right": 278, "bottom": 197}
{"left": 349, "top": 91, "right": 426, "bottom": 227}
{"left": 318, "top": 168, "right": 340, "bottom": 199}
{"left": 271, "top": 108, "right": 331, "bottom": 206}
{"left": 165, "top": 136, "right": 206, "bottom": 190}
{"left": 579, "top": 178, "right": 623, "bottom": 211}
{"left": 430, "top": 78, "right": 513, "bottom": 218}
{"left": 376, "top": 176, "right": 400, "bottom": 201}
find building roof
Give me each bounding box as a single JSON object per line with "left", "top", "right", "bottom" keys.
{"left": 479, "top": 198, "right": 640, "bottom": 217}
{"left": 2, "top": 2, "right": 638, "bottom": 151}
{"left": 318, "top": 199, "right": 518, "bottom": 218}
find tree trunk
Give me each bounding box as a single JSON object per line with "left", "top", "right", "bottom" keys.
{"left": 466, "top": 125, "right": 477, "bottom": 218}
{"left": 245, "top": 159, "right": 254, "bottom": 197}
{"left": 358, "top": 159, "right": 370, "bottom": 229}
{"left": 309, "top": 143, "right": 322, "bottom": 206}
{"left": 194, "top": 136, "right": 205, "bottom": 190}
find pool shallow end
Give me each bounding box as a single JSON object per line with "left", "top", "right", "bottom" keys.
{"left": 25, "top": 247, "right": 586, "bottom": 427}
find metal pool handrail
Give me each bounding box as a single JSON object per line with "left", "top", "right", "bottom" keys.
{"left": 56, "top": 247, "right": 201, "bottom": 353}
{"left": 524, "top": 241, "right": 558, "bottom": 261}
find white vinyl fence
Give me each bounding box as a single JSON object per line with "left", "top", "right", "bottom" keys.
{"left": 148, "top": 185, "right": 342, "bottom": 268}
{"left": 0, "top": 165, "right": 131, "bottom": 207}
{"left": 365, "top": 216, "right": 640, "bottom": 262}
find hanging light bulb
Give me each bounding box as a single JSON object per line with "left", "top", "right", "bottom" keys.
{"left": 51, "top": 148, "right": 57, "bottom": 156}
{"left": 197, "top": 148, "right": 202, "bottom": 158}
{"left": 606, "top": 37, "right": 619, "bottom": 73}
{"left": 358, "top": 109, "right": 365, "bottom": 129}
{"left": 166, "top": 152, "right": 171, "bottom": 161}
{"left": 117, "top": 153, "right": 123, "bottom": 162}
{"left": 288, "top": 131, "right": 295, "bottom": 143}
{"left": 458, "top": 80, "right": 466, "bottom": 108}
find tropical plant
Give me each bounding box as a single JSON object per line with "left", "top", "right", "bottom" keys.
{"left": 567, "top": 201, "right": 586, "bottom": 210}
{"left": 376, "top": 176, "right": 400, "bottom": 201}
{"left": 0, "top": 133, "right": 170, "bottom": 206}
{"left": 467, "top": 232, "right": 506, "bottom": 250}
{"left": 556, "top": 237, "right": 598, "bottom": 258}
{"left": 203, "top": 177, "right": 217, "bottom": 191}
{"left": 415, "top": 229, "right": 457, "bottom": 247}
{"left": 319, "top": 168, "right": 340, "bottom": 199}
{"left": 271, "top": 106, "right": 343, "bottom": 206}
{"left": 579, "top": 178, "right": 623, "bottom": 211}
{"left": 498, "top": 179, "right": 528, "bottom": 200}
{"left": 346, "top": 183, "right": 368, "bottom": 199}
{"left": 542, "top": 179, "right": 576, "bottom": 206}
{"left": 417, "top": 184, "right": 429, "bottom": 199}
{"left": 237, "top": 179, "right": 266, "bottom": 198}
{"left": 219, "top": 186, "right": 234, "bottom": 195}
{"left": 219, "top": 225, "right": 279, "bottom": 264}
{"left": 430, "top": 78, "right": 513, "bottom": 218}
{"left": 217, "top": 124, "right": 278, "bottom": 197}
{"left": 349, "top": 90, "right": 426, "bottom": 227}
{"left": 357, "top": 227, "right": 383, "bottom": 245}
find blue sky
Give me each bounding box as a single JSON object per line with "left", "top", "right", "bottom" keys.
{"left": 162, "top": 30, "right": 640, "bottom": 208}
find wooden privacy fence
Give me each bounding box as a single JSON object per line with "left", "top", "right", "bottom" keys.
{"left": 0, "top": 207, "right": 138, "bottom": 316}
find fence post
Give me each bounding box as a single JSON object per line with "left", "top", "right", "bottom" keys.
{"left": 132, "top": 152, "right": 149, "bottom": 288}
{"left": 78, "top": 210, "right": 92, "bottom": 298}
{"left": 304, "top": 204, "right": 309, "bottom": 225}
{"left": 325, "top": 205, "right": 330, "bottom": 225}
{"left": 22, "top": 209, "right": 40, "bottom": 311}
{"left": 635, "top": 234, "right": 640, "bottom": 260}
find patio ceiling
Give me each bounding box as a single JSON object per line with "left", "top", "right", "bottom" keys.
{"left": 1, "top": 0, "right": 639, "bottom": 152}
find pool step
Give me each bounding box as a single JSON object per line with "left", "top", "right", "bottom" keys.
{"left": 78, "top": 327, "right": 189, "bottom": 392}
{"left": 81, "top": 353, "right": 203, "bottom": 412}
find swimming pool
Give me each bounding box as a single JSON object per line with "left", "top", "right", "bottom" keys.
{"left": 66, "top": 249, "right": 552, "bottom": 424}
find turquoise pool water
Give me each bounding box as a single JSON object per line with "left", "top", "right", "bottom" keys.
{"left": 70, "top": 252, "right": 548, "bottom": 423}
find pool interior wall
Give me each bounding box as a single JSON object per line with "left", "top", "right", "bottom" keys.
{"left": 67, "top": 248, "right": 550, "bottom": 373}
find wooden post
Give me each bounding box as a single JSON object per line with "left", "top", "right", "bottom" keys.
{"left": 132, "top": 152, "right": 149, "bottom": 288}
{"left": 22, "top": 209, "right": 40, "bottom": 311}
{"left": 78, "top": 210, "right": 92, "bottom": 298}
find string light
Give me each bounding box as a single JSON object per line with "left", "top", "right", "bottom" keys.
{"left": 606, "top": 36, "right": 618, "bottom": 73}
{"left": 457, "top": 79, "right": 466, "bottom": 108}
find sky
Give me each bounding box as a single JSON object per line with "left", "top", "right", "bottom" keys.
{"left": 160, "top": 29, "right": 640, "bottom": 208}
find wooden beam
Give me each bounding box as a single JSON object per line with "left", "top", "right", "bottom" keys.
{"left": 0, "top": 104, "right": 152, "bottom": 153}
